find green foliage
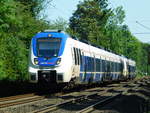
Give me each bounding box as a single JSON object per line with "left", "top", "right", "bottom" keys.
{"left": 0, "top": 0, "right": 69, "bottom": 81}
{"left": 69, "top": 0, "right": 150, "bottom": 76}
{"left": 15, "top": 0, "right": 51, "bottom": 17}
{"left": 0, "top": 0, "right": 149, "bottom": 81}
{"left": 0, "top": 36, "right": 28, "bottom": 80}
{"left": 69, "top": 0, "right": 111, "bottom": 46}
{"left": 0, "top": 0, "right": 50, "bottom": 81}
{"left": 48, "top": 18, "right": 68, "bottom": 31}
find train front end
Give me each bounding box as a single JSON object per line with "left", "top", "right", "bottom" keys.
{"left": 28, "top": 30, "right": 68, "bottom": 84}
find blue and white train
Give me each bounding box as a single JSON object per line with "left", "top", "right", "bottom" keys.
{"left": 28, "top": 30, "right": 136, "bottom": 86}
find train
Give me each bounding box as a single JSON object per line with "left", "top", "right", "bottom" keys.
{"left": 28, "top": 30, "right": 136, "bottom": 87}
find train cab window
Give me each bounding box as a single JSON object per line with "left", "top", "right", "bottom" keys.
{"left": 37, "top": 38, "right": 61, "bottom": 58}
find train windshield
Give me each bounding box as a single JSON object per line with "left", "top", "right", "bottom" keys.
{"left": 37, "top": 38, "right": 61, "bottom": 58}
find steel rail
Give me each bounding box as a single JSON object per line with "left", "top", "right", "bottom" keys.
{"left": 30, "top": 93, "right": 99, "bottom": 113}
{"left": 76, "top": 93, "right": 122, "bottom": 113}
{"left": 0, "top": 93, "right": 35, "bottom": 102}
{"left": 0, "top": 96, "right": 44, "bottom": 109}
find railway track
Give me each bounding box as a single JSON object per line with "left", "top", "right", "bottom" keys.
{"left": 0, "top": 93, "right": 44, "bottom": 109}
{"left": 30, "top": 93, "right": 100, "bottom": 113}
{"left": 0, "top": 93, "right": 35, "bottom": 102}
{"left": 30, "top": 92, "right": 122, "bottom": 113}
{"left": 0, "top": 80, "right": 140, "bottom": 112}
{"left": 77, "top": 93, "right": 121, "bottom": 113}
{"left": 0, "top": 77, "right": 149, "bottom": 113}
{"left": 0, "top": 79, "right": 146, "bottom": 113}
{"left": 0, "top": 84, "right": 111, "bottom": 110}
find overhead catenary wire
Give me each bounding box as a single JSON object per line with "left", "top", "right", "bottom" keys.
{"left": 133, "top": 32, "right": 150, "bottom": 34}
{"left": 50, "top": 1, "right": 71, "bottom": 17}
{"left": 136, "top": 21, "right": 150, "bottom": 31}
{"left": 132, "top": 21, "right": 150, "bottom": 34}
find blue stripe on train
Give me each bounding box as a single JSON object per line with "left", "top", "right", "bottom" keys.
{"left": 79, "top": 72, "right": 91, "bottom": 82}
{"left": 80, "top": 72, "right": 103, "bottom": 83}
{"left": 94, "top": 73, "right": 102, "bottom": 82}
{"left": 79, "top": 73, "right": 83, "bottom": 81}
{"left": 85, "top": 73, "right": 92, "bottom": 82}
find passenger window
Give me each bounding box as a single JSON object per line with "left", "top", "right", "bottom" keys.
{"left": 100, "top": 59, "right": 102, "bottom": 72}
{"left": 79, "top": 49, "right": 82, "bottom": 65}
{"left": 76, "top": 48, "right": 80, "bottom": 65}
{"left": 73, "top": 47, "right": 77, "bottom": 65}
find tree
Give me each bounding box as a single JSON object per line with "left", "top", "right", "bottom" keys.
{"left": 69, "top": 0, "right": 150, "bottom": 76}
{"left": 104, "top": 6, "right": 126, "bottom": 53}
{"left": 15, "top": 0, "right": 53, "bottom": 17}
{"left": 0, "top": 0, "right": 50, "bottom": 81}
{"left": 69, "top": 0, "right": 112, "bottom": 46}
{"left": 48, "top": 18, "right": 68, "bottom": 31}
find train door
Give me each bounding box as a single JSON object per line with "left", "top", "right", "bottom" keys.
{"left": 90, "top": 54, "right": 96, "bottom": 83}
{"left": 120, "top": 60, "right": 124, "bottom": 80}
{"left": 104, "top": 58, "right": 107, "bottom": 81}
{"left": 80, "top": 51, "right": 86, "bottom": 82}
{"left": 120, "top": 58, "right": 128, "bottom": 80}
{"left": 99, "top": 57, "right": 103, "bottom": 82}
{"left": 126, "top": 62, "right": 130, "bottom": 79}
{"left": 128, "top": 65, "right": 131, "bottom": 79}
{"left": 107, "top": 60, "right": 111, "bottom": 80}
{"left": 105, "top": 59, "right": 110, "bottom": 81}
{"left": 93, "top": 55, "right": 96, "bottom": 82}
{"left": 72, "top": 47, "right": 80, "bottom": 79}
{"left": 82, "top": 52, "right": 87, "bottom": 82}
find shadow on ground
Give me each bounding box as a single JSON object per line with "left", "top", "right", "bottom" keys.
{"left": 94, "top": 94, "right": 150, "bottom": 113}
{"left": 0, "top": 81, "right": 36, "bottom": 97}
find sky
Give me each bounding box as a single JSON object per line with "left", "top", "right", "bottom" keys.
{"left": 43, "top": 0, "right": 150, "bottom": 43}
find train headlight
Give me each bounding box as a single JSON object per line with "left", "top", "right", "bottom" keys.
{"left": 34, "top": 58, "right": 38, "bottom": 65}
{"left": 56, "top": 58, "right": 61, "bottom": 65}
